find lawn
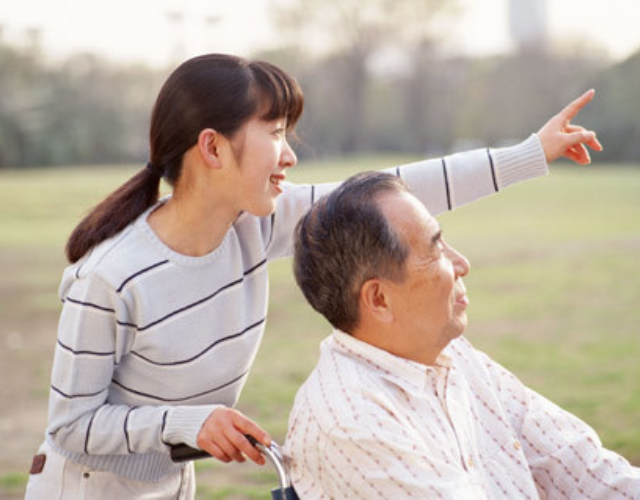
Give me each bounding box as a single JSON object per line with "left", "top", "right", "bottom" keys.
{"left": 0, "top": 158, "right": 638, "bottom": 498}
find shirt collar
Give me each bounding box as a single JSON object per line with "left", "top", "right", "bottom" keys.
{"left": 327, "top": 329, "right": 452, "bottom": 393}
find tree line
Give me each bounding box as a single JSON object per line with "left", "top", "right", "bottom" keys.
{"left": 1, "top": 19, "right": 638, "bottom": 168}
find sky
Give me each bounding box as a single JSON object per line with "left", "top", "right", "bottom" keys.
{"left": 0, "top": 0, "right": 639, "bottom": 67}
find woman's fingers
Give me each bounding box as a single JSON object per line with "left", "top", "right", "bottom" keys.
{"left": 558, "top": 89, "right": 595, "bottom": 123}
{"left": 563, "top": 133, "right": 593, "bottom": 164}
{"left": 228, "top": 430, "right": 266, "bottom": 465}
{"left": 232, "top": 412, "right": 272, "bottom": 447}
{"left": 565, "top": 124, "right": 603, "bottom": 151}
{"left": 228, "top": 411, "right": 270, "bottom": 464}
{"left": 207, "top": 442, "right": 232, "bottom": 463}
{"left": 537, "top": 90, "right": 601, "bottom": 164}
{"left": 215, "top": 431, "right": 247, "bottom": 463}
{"left": 563, "top": 144, "right": 589, "bottom": 165}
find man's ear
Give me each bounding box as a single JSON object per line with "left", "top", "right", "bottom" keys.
{"left": 197, "top": 128, "right": 222, "bottom": 169}
{"left": 360, "top": 279, "right": 394, "bottom": 323}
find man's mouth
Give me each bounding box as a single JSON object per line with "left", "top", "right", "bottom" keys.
{"left": 454, "top": 282, "right": 469, "bottom": 306}
{"left": 456, "top": 294, "right": 470, "bottom": 307}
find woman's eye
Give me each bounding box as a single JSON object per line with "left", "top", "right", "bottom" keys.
{"left": 273, "top": 128, "right": 286, "bottom": 137}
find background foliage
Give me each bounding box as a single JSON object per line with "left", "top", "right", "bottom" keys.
{"left": 0, "top": 0, "right": 639, "bottom": 168}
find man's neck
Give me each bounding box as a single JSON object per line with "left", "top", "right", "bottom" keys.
{"left": 351, "top": 323, "right": 446, "bottom": 367}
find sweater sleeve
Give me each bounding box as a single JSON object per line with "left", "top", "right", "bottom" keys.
{"left": 48, "top": 271, "right": 215, "bottom": 456}
{"left": 265, "top": 134, "right": 547, "bottom": 260}
{"left": 397, "top": 133, "right": 546, "bottom": 215}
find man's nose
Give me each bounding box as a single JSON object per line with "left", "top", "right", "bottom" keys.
{"left": 447, "top": 245, "right": 470, "bottom": 278}
{"left": 280, "top": 139, "right": 297, "bottom": 169}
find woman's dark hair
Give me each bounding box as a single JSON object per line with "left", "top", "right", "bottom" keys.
{"left": 66, "top": 54, "right": 304, "bottom": 263}
{"left": 293, "top": 172, "right": 410, "bottom": 333}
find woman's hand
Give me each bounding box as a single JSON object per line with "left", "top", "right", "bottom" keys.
{"left": 196, "top": 407, "right": 271, "bottom": 465}
{"left": 537, "top": 89, "right": 603, "bottom": 165}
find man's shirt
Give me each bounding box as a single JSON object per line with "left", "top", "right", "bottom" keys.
{"left": 284, "top": 331, "right": 640, "bottom": 499}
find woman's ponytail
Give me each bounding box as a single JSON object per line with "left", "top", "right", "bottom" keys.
{"left": 65, "top": 167, "right": 161, "bottom": 263}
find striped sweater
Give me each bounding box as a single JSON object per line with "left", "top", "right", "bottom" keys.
{"left": 44, "top": 135, "right": 547, "bottom": 481}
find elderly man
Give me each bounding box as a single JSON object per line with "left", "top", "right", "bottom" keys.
{"left": 285, "top": 172, "right": 640, "bottom": 499}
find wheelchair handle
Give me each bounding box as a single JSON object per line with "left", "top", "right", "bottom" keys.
{"left": 170, "top": 435, "right": 294, "bottom": 493}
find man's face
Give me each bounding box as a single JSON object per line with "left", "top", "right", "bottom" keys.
{"left": 381, "top": 191, "right": 470, "bottom": 359}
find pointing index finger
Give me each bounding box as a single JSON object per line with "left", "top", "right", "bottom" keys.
{"left": 559, "top": 89, "right": 595, "bottom": 122}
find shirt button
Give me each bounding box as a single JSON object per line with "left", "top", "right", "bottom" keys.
{"left": 513, "top": 441, "right": 521, "bottom": 451}
{"left": 468, "top": 457, "right": 475, "bottom": 468}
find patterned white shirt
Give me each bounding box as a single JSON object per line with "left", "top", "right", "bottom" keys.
{"left": 284, "top": 331, "right": 640, "bottom": 499}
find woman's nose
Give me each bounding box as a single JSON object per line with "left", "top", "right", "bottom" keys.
{"left": 280, "top": 139, "right": 297, "bottom": 169}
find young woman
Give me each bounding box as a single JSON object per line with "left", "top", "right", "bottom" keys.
{"left": 25, "top": 53, "right": 600, "bottom": 498}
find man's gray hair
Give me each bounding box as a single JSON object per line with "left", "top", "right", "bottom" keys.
{"left": 293, "top": 171, "right": 410, "bottom": 332}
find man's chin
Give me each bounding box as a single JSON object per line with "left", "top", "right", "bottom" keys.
{"left": 452, "top": 315, "right": 468, "bottom": 338}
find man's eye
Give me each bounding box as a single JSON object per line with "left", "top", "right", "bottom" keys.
{"left": 273, "top": 128, "right": 286, "bottom": 137}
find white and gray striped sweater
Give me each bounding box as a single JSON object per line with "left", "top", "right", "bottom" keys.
{"left": 44, "top": 135, "right": 547, "bottom": 481}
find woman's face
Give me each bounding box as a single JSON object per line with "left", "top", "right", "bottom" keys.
{"left": 229, "top": 116, "right": 298, "bottom": 217}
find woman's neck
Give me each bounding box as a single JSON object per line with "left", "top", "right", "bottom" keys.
{"left": 147, "top": 192, "right": 238, "bottom": 257}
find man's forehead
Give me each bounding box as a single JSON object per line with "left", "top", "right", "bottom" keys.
{"left": 380, "top": 191, "right": 440, "bottom": 241}
{"left": 424, "top": 214, "right": 441, "bottom": 238}
{"left": 415, "top": 213, "right": 442, "bottom": 252}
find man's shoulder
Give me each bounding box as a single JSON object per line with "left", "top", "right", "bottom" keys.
{"left": 289, "top": 336, "right": 399, "bottom": 431}
{"left": 294, "top": 339, "right": 371, "bottom": 400}
{"left": 445, "top": 336, "right": 489, "bottom": 368}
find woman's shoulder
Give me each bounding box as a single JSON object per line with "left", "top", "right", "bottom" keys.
{"left": 62, "top": 221, "right": 160, "bottom": 295}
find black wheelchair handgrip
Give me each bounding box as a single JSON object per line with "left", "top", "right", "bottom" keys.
{"left": 169, "top": 443, "right": 210, "bottom": 462}
{"left": 170, "top": 434, "right": 261, "bottom": 463}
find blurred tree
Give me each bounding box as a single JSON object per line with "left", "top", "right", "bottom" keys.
{"left": 36, "top": 54, "right": 162, "bottom": 166}
{"left": 586, "top": 49, "right": 640, "bottom": 162}
{"left": 274, "top": 0, "right": 456, "bottom": 153}
{"left": 0, "top": 38, "right": 41, "bottom": 167}
{"left": 466, "top": 51, "right": 603, "bottom": 147}
{"left": 0, "top": 29, "right": 637, "bottom": 167}
{"left": 400, "top": 45, "right": 472, "bottom": 155}
{"left": 0, "top": 36, "right": 164, "bottom": 168}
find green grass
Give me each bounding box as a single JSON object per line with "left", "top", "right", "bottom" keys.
{"left": 0, "top": 473, "right": 28, "bottom": 494}
{"left": 1, "top": 160, "right": 639, "bottom": 498}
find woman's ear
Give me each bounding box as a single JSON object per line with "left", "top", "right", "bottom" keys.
{"left": 197, "top": 128, "right": 222, "bottom": 169}
{"left": 360, "top": 279, "right": 394, "bottom": 324}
